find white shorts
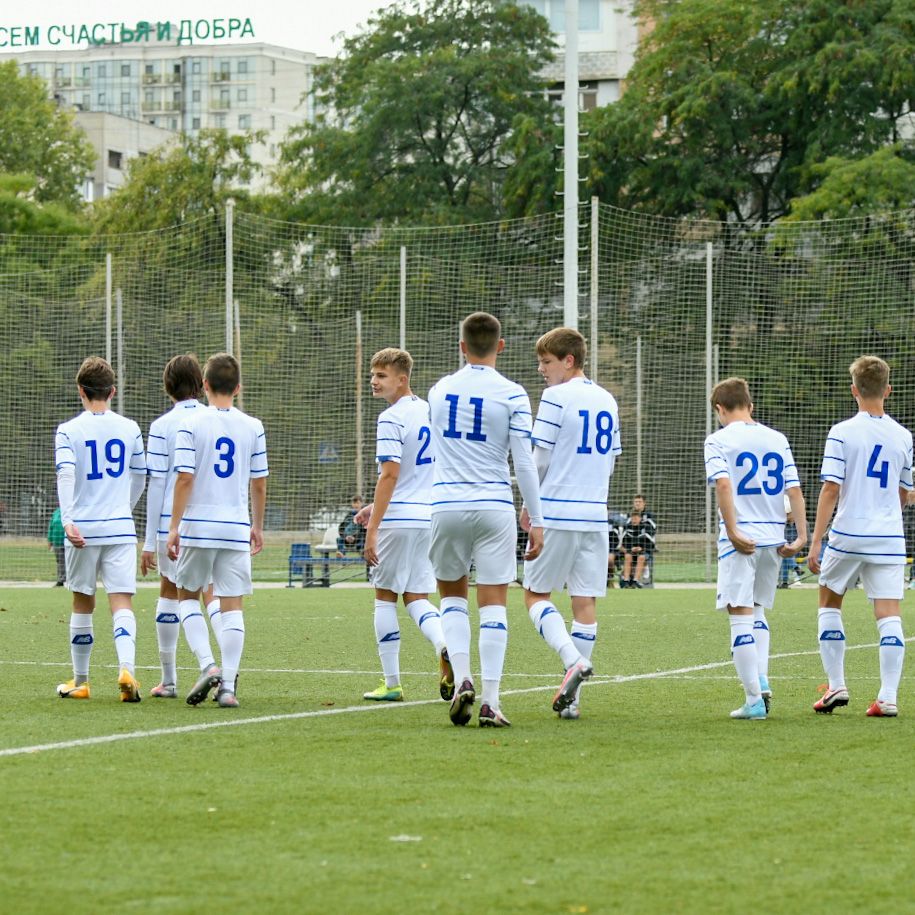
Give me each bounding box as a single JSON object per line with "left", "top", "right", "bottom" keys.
{"left": 372, "top": 527, "right": 436, "bottom": 594}
{"left": 176, "top": 546, "right": 252, "bottom": 597}
{"left": 156, "top": 541, "right": 178, "bottom": 585}
{"left": 715, "top": 546, "right": 780, "bottom": 611}
{"left": 523, "top": 529, "right": 609, "bottom": 597}
{"left": 819, "top": 550, "right": 904, "bottom": 600}
{"left": 430, "top": 511, "right": 517, "bottom": 585}
{"left": 65, "top": 541, "right": 137, "bottom": 596}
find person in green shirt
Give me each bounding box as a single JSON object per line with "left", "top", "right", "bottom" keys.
{"left": 47, "top": 507, "right": 66, "bottom": 586}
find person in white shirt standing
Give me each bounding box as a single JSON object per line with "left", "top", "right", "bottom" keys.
{"left": 428, "top": 312, "right": 544, "bottom": 728}
{"left": 522, "top": 328, "right": 622, "bottom": 720}
{"left": 54, "top": 356, "right": 147, "bottom": 702}
{"left": 705, "top": 377, "right": 807, "bottom": 720}
{"left": 141, "top": 354, "right": 221, "bottom": 699}
{"left": 808, "top": 355, "right": 913, "bottom": 717}
{"left": 167, "top": 353, "right": 268, "bottom": 709}
{"left": 358, "top": 348, "right": 453, "bottom": 703}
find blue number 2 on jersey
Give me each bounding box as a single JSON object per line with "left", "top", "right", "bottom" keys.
{"left": 866, "top": 444, "right": 889, "bottom": 489}
{"left": 736, "top": 451, "right": 784, "bottom": 495}
{"left": 416, "top": 426, "right": 432, "bottom": 465}
{"left": 214, "top": 437, "right": 236, "bottom": 478}
{"left": 442, "top": 395, "right": 487, "bottom": 442}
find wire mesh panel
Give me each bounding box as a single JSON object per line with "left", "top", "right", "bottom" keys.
{"left": 1, "top": 204, "right": 914, "bottom": 582}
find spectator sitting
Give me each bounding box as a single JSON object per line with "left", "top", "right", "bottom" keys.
{"left": 620, "top": 495, "right": 656, "bottom": 588}
{"left": 337, "top": 494, "right": 366, "bottom": 557}
{"left": 607, "top": 510, "right": 627, "bottom": 587}
{"left": 779, "top": 495, "right": 802, "bottom": 588}
{"left": 904, "top": 489, "right": 915, "bottom": 589}
{"left": 47, "top": 506, "right": 66, "bottom": 586}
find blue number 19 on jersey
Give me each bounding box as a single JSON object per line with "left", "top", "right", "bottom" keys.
{"left": 442, "top": 395, "right": 487, "bottom": 442}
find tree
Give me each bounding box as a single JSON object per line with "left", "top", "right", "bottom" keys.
{"left": 577, "top": 0, "right": 915, "bottom": 228}
{"left": 0, "top": 61, "right": 94, "bottom": 209}
{"left": 276, "top": 0, "right": 556, "bottom": 225}
{"left": 92, "top": 129, "right": 263, "bottom": 235}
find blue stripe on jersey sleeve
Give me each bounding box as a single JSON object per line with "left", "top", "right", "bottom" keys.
{"left": 532, "top": 437, "right": 556, "bottom": 447}
{"left": 56, "top": 444, "right": 74, "bottom": 452}
{"left": 257, "top": 432, "right": 265, "bottom": 439}
{"left": 513, "top": 409, "right": 532, "bottom": 416}
{"left": 535, "top": 418, "right": 561, "bottom": 429}
{"left": 708, "top": 470, "right": 729, "bottom": 480}
{"left": 508, "top": 393, "right": 527, "bottom": 400}
{"left": 148, "top": 433, "right": 166, "bottom": 441}
{"left": 822, "top": 454, "right": 845, "bottom": 463}
{"left": 376, "top": 437, "right": 402, "bottom": 443}
{"left": 174, "top": 465, "right": 195, "bottom": 473}
{"left": 56, "top": 461, "right": 76, "bottom": 469}
{"left": 827, "top": 437, "right": 844, "bottom": 444}
{"left": 251, "top": 450, "right": 266, "bottom": 457}
{"left": 509, "top": 428, "right": 532, "bottom": 436}
{"left": 378, "top": 419, "right": 405, "bottom": 428}
{"left": 376, "top": 455, "right": 399, "bottom": 463}
{"left": 820, "top": 473, "right": 844, "bottom": 482}
{"left": 705, "top": 455, "right": 726, "bottom": 465}
{"left": 540, "top": 399, "right": 562, "bottom": 409}
{"left": 148, "top": 451, "right": 168, "bottom": 458}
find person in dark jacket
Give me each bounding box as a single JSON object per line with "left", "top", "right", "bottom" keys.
{"left": 620, "top": 495, "right": 656, "bottom": 588}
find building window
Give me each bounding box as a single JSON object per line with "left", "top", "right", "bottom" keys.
{"left": 220, "top": 89, "right": 230, "bottom": 106}
{"left": 108, "top": 150, "right": 123, "bottom": 170}
{"left": 271, "top": 87, "right": 276, "bottom": 103}
{"left": 145, "top": 64, "right": 154, "bottom": 75}
{"left": 238, "top": 60, "right": 248, "bottom": 74}
{"left": 215, "top": 114, "right": 226, "bottom": 128}
{"left": 220, "top": 61, "right": 230, "bottom": 76}
{"left": 144, "top": 90, "right": 153, "bottom": 104}
{"left": 529, "top": 0, "right": 599, "bottom": 32}
{"left": 270, "top": 59, "right": 276, "bottom": 75}
{"left": 238, "top": 114, "right": 251, "bottom": 129}
{"left": 192, "top": 117, "right": 201, "bottom": 129}
{"left": 170, "top": 118, "right": 178, "bottom": 130}
{"left": 82, "top": 94, "right": 90, "bottom": 109}
{"left": 55, "top": 66, "right": 64, "bottom": 78}
{"left": 192, "top": 60, "right": 201, "bottom": 74}
{"left": 270, "top": 144, "right": 275, "bottom": 157}
{"left": 192, "top": 89, "right": 200, "bottom": 102}
{"left": 121, "top": 64, "right": 130, "bottom": 77}
{"left": 82, "top": 66, "right": 90, "bottom": 78}
{"left": 121, "top": 91, "right": 130, "bottom": 104}
{"left": 173, "top": 63, "right": 181, "bottom": 75}
{"left": 238, "top": 88, "right": 248, "bottom": 103}
{"left": 98, "top": 92, "right": 106, "bottom": 105}
{"left": 98, "top": 64, "right": 106, "bottom": 78}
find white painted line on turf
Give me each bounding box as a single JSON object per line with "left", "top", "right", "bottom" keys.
{"left": 2, "top": 636, "right": 904, "bottom": 759}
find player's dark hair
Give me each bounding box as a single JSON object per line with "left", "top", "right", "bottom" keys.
{"left": 536, "top": 327, "right": 586, "bottom": 368}
{"left": 351, "top": 494, "right": 363, "bottom": 504}
{"left": 76, "top": 356, "right": 115, "bottom": 401}
{"left": 371, "top": 347, "right": 413, "bottom": 377}
{"left": 163, "top": 354, "right": 203, "bottom": 401}
{"left": 461, "top": 312, "right": 501, "bottom": 357}
{"left": 850, "top": 355, "right": 889, "bottom": 399}
{"left": 710, "top": 377, "right": 752, "bottom": 411}
{"left": 204, "top": 352, "right": 240, "bottom": 395}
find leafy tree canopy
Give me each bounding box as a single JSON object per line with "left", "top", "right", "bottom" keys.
{"left": 276, "top": 0, "right": 556, "bottom": 225}
{"left": 0, "top": 61, "right": 95, "bottom": 210}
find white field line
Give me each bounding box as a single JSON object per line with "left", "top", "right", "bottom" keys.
{"left": 1, "top": 638, "right": 903, "bottom": 759}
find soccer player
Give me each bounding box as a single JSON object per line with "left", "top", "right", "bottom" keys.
{"left": 359, "top": 348, "right": 452, "bottom": 703}
{"left": 428, "top": 311, "right": 544, "bottom": 728}
{"left": 522, "top": 328, "right": 621, "bottom": 719}
{"left": 166, "top": 353, "right": 268, "bottom": 708}
{"left": 705, "top": 377, "right": 806, "bottom": 720}
{"left": 141, "top": 354, "right": 221, "bottom": 698}
{"left": 54, "top": 356, "right": 147, "bottom": 701}
{"left": 808, "top": 356, "right": 913, "bottom": 717}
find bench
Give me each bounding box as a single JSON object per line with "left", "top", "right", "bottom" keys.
{"left": 287, "top": 527, "right": 370, "bottom": 588}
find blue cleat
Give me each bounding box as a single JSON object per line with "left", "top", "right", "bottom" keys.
{"left": 730, "top": 698, "right": 767, "bottom": 720}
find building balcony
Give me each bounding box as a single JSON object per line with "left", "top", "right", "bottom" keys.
{"left": 142, "top": 73, "right": 162, "bottom": 85}
{"left": 211, "top": 98, "right": 231, "bottom": 110}
{"left": 210, "top": 72, "right": 232, "bottom": 83}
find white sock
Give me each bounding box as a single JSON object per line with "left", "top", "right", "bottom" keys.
{"left": 570, "top": 621, "right": 597, "bottom": 703}
{"left": 729, "top": 616, "right": 760, "bottom": 703}
{"left": 219, "top": 610, "right": 245, "bottom": 692}
{"left": 155, "top": 598, "right": 180, "bottom": 685}
{"left": 374, "top": 599, "right": 401, "bottom": 687}
{"left": 406, "top": 599, "right": 445, "bottom": 654}
{"left": 479, "top": 605, "right": 507, "bottom": 709}
{"left": 440, "top": 597, "right": 471, "bottom": 685}
{"left": 179, "top": 598, "right": 215, "bottom": 671}
{"left": 111, "top": 609, "right": 137, "bottom": 674}
{"left": 817, "top": 608, "right": 846, "bottom": 690}
{"left": 877, "top": 615, "right": 905, "bottom": 705}
{"left": 206, "top": 598, "right": 223, "bottom": 651}
{"left": 753, "top": 604, "right": 770, "bottom": 679}
{"left": 69, "top": 613, "right": 93, "bottom": 683}
{"left": 529, "top": 600, "right": 579, "bottom": 669}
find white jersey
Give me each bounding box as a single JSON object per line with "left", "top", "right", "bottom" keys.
{"left": 531, "top": 377, "right": 621, "bottom": 531}
{"left": 146, "top": 399, "right": 204, "bottom": 543}
{"left": 174, "top": 406, "right": 268, "bottom": 551}
{"left": 704, "top": 420, "right": 800, "bottom": 559}
{"left": 55, "top": 409, "right": 146, "bottom": 545}
{"left": 428, "top": 363, "right": 533, "bottom": 514}
{"left": 375, "top": 395, "right": 433, "bottom": 529}
{"left": 820, "top": 411, "right": 913, "bottom": 563}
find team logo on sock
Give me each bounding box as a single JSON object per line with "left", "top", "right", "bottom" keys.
{"left": 879, "top": 635, "right": 904, "bottom": 647}
{"left": 71, "top": 633, "right": 93, "bottom": 645}
{"left": 753, "top": 620, "right": 769, "bottom": 630}
{"left": 113, "top": 627, "right": 131, "bottom": 639}
{"left": 379, "top": 630, "right": 401, "bottom": 642}
{"left": 820, "top": 630, "right": 845, "bottom": 641}
{"left": 733, "top": 634, "right": 755, "bottom": 647}
{"left": 155, "top": 612, "right": 180, "bottom": 624}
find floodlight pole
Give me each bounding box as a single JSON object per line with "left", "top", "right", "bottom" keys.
{"left": 225, "top": 198, "right": 235, "bottom": 355}
{"left": 563, "top": 0, "right": 579, "bottom": 330}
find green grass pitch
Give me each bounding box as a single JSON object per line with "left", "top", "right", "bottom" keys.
{"left": 0, "top": 585, "right": 912, "bottom": 914}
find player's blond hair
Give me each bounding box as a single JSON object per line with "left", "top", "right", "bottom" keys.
{"left": 461, "top": 312, "right": 501, "bottom": 357}
{"left": 710, "top": 377, "right": 752, "bottom": 411}
{"left": 76, "top": 356, "right": 115, "bottom": 401}
{"left": 536, "top": 327, "right": 586, "bottom": 368}
{"left": 850, "top": 355, "right": 890, "bottom": 399}
{"left": 371, "top": 348, "right": 413, "bottom": 377}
